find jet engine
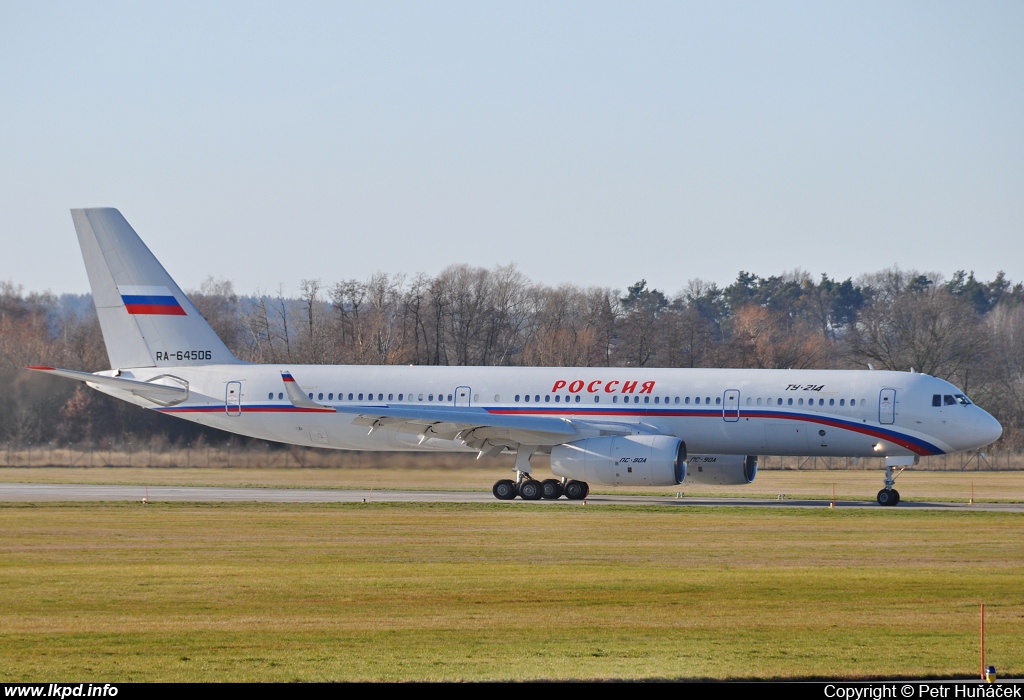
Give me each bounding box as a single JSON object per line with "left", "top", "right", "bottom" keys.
{"left": 683, "top": 454, "right": 758, "bottom": 485}
{"left": 550, "top": 435, "right": 686, "bottom": 486}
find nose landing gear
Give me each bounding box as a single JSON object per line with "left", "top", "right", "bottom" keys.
{"left": 877, "top": 460, "right": 908, "bottom": 506}
{"left": 877, "top": 488, "right": 900, "bottom": 506}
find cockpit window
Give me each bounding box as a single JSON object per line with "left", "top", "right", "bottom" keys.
{"left": 932, "top": 394, "right": 942, "bottom": 407}
{"left": 943, "top": 395, "right": 956, "bottom": 406}
{"left": 955, "top": 394, "right": 971, "bottom": 405}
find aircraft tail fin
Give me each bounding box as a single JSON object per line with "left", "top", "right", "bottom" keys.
{"left": 71, "top": 208, "right": 242, "bottom": 369}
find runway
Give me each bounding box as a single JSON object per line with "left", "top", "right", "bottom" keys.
{"left": 2, "top": 482, "right": 1023, "bottom": 511}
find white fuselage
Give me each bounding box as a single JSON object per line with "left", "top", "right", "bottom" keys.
{"left": 93, "top": 365, "right": 1002, "bottom": 459}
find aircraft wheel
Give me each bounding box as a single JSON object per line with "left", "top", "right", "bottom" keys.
{"left": 518, "top": 479, "right": 542, "bottom": 501}
{"left": 540, "top": 479, "right": 563, "bottom": 500}
{"left": 564, "top": 480, "right": 587, "bottom": 500}
{"left": 877, "top": 489, "right": 894, "bottom": 507}
{"left": 493, "top": 479, "right": 517, "bottom": 500}
{"left": 890, "top": 489, "right": 900, "bottom": 505}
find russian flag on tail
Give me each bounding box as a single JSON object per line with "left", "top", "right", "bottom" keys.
{"left": 118, "top": 285, "right": 186, "bottom": 316}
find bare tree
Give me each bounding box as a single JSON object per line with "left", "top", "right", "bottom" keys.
{"left": 845, "top": 274, "right": 988, "bottom": 385}
{"left": 189, "top": 277, "right": 245, "bottom": 356}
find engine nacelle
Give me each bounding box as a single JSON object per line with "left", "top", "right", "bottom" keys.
{"left": 551, "top": 435, "right": 686, "bottom": 486}
{"left": 683, "top": 454, "right": 758, "bottom": 485}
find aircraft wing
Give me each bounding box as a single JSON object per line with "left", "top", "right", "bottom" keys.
{"left": 331, "top": 403, "right": 579, "bottom": 453}
{"left": 26, "top": 366, "right": 189, "bottom": 405}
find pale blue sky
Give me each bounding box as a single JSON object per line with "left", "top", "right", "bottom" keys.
{"left": 2, "top": 1, "right": 1021, "bottom": 297}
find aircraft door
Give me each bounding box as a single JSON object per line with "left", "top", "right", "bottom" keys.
{"left": 455, "top": 386, "right": 471, "bottom": 407}
{"left": 879, "top": 389, "right": 895, "bottom": 425}
{"left": 723, "top": 390, "right": 740, "bottom": 422}
{"left": 226, "top": 381, "right": 242, "bottom": 417}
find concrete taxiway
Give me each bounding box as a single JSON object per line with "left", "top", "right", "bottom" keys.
{"left": 1, "top": 482, "right": 1023, "bottom": 511}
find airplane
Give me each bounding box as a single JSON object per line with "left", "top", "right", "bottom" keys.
{"left": 28, "top": 208, "right": 1003, "bottom": 505}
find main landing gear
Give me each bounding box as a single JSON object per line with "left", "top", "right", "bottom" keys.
{"left": 492, "top": 476, "right": 589, "bottom": 501}
{"left": 492, "top": 446, "right": 589, "bottom": 501}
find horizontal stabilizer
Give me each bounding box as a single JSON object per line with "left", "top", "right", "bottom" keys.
{"left": 26, "top": 366, "right": 189, "bottom": 405}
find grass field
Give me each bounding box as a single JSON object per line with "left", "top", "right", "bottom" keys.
{"left": 2, "top": 465, "right": 1022, "bottom": 503}
{"left": 1, "top": 501, "right": 1021, "bottom": 681}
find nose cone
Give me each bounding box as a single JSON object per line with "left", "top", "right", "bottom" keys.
{"left": 976, "top": 409, "right": 1003, "bottom": 447}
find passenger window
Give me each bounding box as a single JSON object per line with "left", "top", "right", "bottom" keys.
{"left": 829, "top": 399, "right": 834, "bottom": 406}
{"left": 574, "top": 395, "right": 580, "bottom": 403}
{"left": 268, "top": 392, "right": 273, "bottom": 400}
{"left": 675, "top": 397, "right": 680, "bottom": 404}
{"left": 399, "top": 394, "right": 404, "bottom": 401}
{"left": 819, "top": 399, "right": 825, "bottom": 406}
{"left": 839, "top": 399, "right": 844, "bottom": 406}
{"left": 278, "top": 392, "right": 283, "bottom": 400}
{"left": 756, "top": 398, "right": 762, "bottom": 406}
{"left": 745, "top": 397, "right": 751, "bottom": 405}
{"left": 524, "top": 395, "right": 530, "bottom": 402}
{"left": 696, "top": 397, "right": 702, "bottom": 405}
{"left": 654, "top": 397, "right": 660, "bottom": 404}
{"left": 418, "top": 394, "right": 423, "bottom": 401}
{"left": 534, "top": 395, "right": 540, "bottom": 402}
{"left": 644, "top": 396, "right": 650, "bottom": 404}
{"left": 594, "top": 396, "right": 600, "bottom": 403}
{"left": 716, "top": 397, "right": 721, "bottom": 405}
{"left": 685, "top": 397, "right": 691, "bottom": 405}
{"left": 388, "top": 393, "right": 393, "bottom": 401}
{"left": 798, "top": 398, "right": 803, "bottom": 405}
{"left": 555, "top": 395, "right": 561, "bottom": 403}
{"left": 329, "top": 393, "right": 334, "bottom": 400}
{"left": 545, "top": 395, "right": 550, "bottom": 403}
{"left": 515, "top": 395, "right": 521, "bottom": 402}
{"left": 787, "top": 398, "right": 793, "bottom": 406}
{"left": 777, "top": 398, "right": 782, "bottom": 406}
{"left": 612, "top": 396, "right": 618, "bottom": 404}
{"left": 318, "top": 393, "right": 323, "bottom": 400}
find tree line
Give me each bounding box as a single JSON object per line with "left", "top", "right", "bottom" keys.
{"left": 2, "top": 266, "right": 1022, "bottom": 449}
